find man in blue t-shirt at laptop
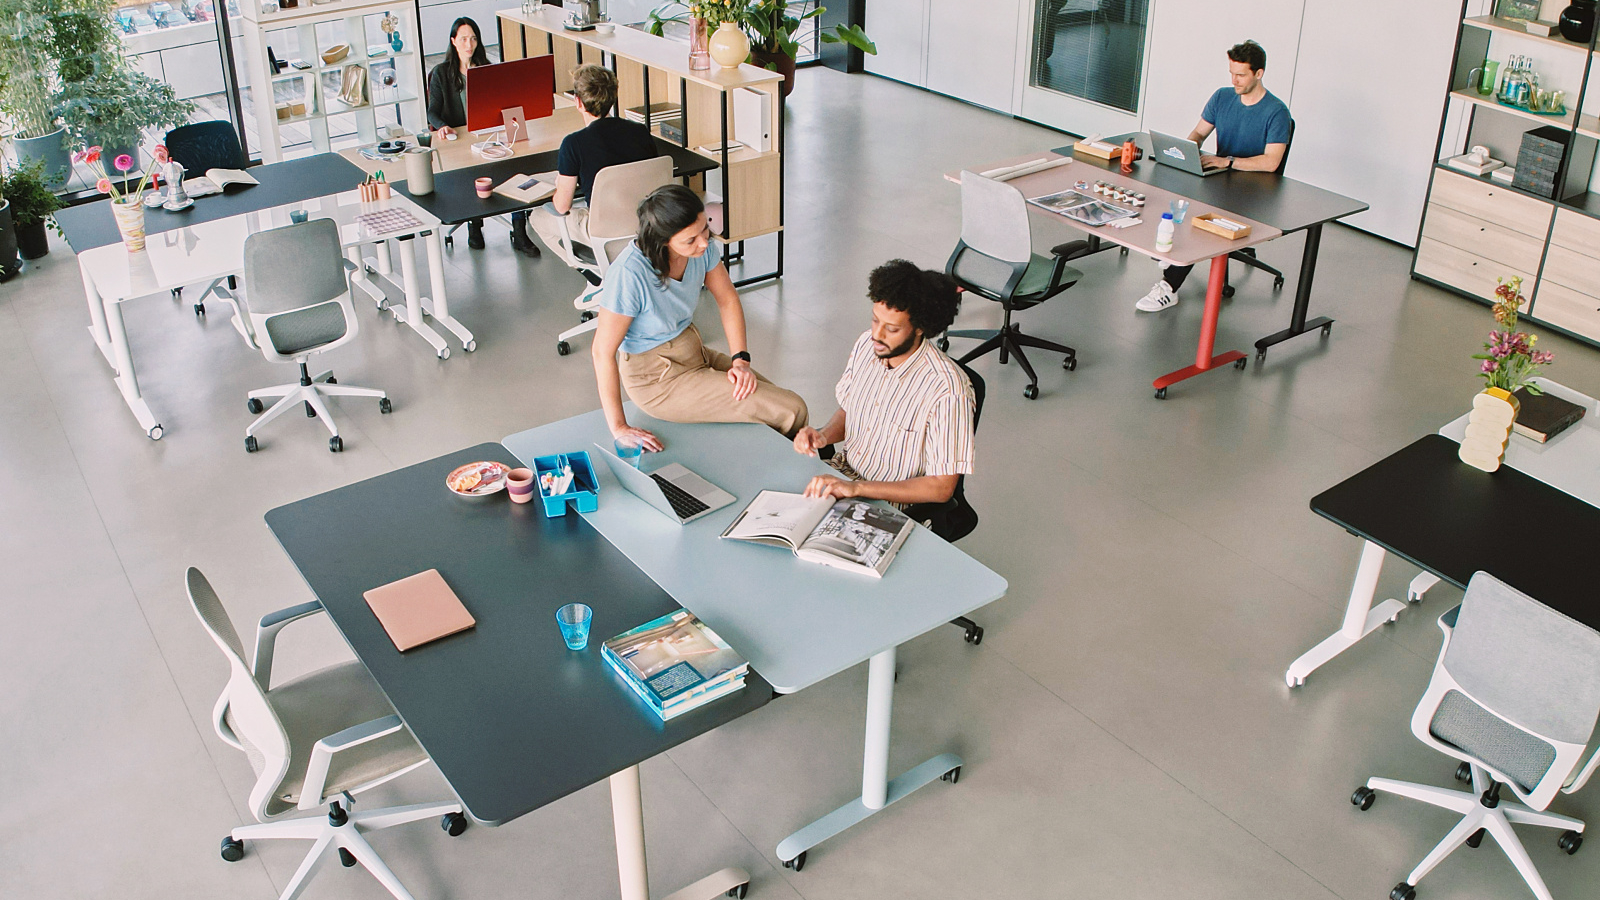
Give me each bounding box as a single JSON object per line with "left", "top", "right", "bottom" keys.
{"left": 1136, "top": 40, "right": 1291, "bottom": 312}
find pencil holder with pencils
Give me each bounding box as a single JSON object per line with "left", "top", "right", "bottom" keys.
{"left": 533, "top": 452, "right": 598, "bottom": 517}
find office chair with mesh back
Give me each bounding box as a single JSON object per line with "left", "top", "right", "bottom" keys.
{"left": 1220, "top": 118, "right": 1295, "bottom": 299}
{"left": 546, "top": 155, "right": 674, "bottom": 357}
{"left": 942, "top": 170, "right": 1085, "bottom": 399}
{"left": 163, "top": 121, "right": 249, "bottom": 315}
{"left": 219, "top": 219, "right": 391, "bottom": 453}
{"left": 1352, "top": 571, "right": 1600, "bottom": 900}
{"left": 187, "top": 568, "right": 467, "bottom": 900}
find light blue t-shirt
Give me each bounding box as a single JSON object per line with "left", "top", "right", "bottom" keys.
{"left": 1201, "top": 87, "right": 1291, "bottom": 161}
{"left": 601, "top": 239, "right": 724, "bottom": 354}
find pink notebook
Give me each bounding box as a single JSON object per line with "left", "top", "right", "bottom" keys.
{"left": 362, "top": 569, "right": 475, "bottom": 651}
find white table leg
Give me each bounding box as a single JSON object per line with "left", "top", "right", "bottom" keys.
{"left": 81, "top": 261, "right": 118, "bottom": 369}
{"left": 775, "top": 646, "right": 962, "bottom": 870}
{"left": 420, "top": 229, "right": 475, "bottom": 351}
{"left": 347, "top": 246, "right": 388, "bottom": 309}
{"left": 609, "top": 765, "right": 749, "bottom": 900}
{"left": 387, "top": 236, "right": 450, "bottom": 359}
{"left": 1285, "top": 540, "right": 1407, "bottom": 686}
{"left": 103, "top": 297, "right": 163, "bottom": 440}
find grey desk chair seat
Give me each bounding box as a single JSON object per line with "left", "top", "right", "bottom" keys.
{"left": 187, "top": 569, "right": 466, "bottom": 900}
{"left": 219, "top": 218, "right": 391, "bottom": 453}
{"left": 546, "top": 155, "right": 675, "bottom": 357}
{"left": 942, "top": 170, "right": 1085, "bottom": 400}
{"left": 1353, "top": 572, "right": 1600, "bottom": 900}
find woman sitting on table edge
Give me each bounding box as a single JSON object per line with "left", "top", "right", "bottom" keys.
{"left": 425, "top": 16, "right": 541, "bottom": 258}
{"left": 592, "top": 184, "right": 809, "bottom": 451}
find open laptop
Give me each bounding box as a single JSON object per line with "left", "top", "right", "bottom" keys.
{"left": 593, "top": 444, "right": 737, "bottom": 524}
{"left": 1149, "top": 130, "right": 1229, "bottom": 177}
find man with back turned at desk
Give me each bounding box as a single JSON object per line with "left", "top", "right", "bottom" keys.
{"left": 1135, "top": 39, "right": 1291, "bottom": 313}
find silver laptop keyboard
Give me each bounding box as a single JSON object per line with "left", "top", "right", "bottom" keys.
{"left": 651, "top": 473, "right": 710, "bottom": 519}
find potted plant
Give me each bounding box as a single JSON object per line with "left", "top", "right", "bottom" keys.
{"left": 648, "top": 1, "right": 875, "bottom": 95}
{"left": 0, "top": 0, "right": 125, "bottom": 187}
{"left": 1458, "top": 276, "right": 1555, "bottom": 472}
{"left": 74, "top": 144, "right": 165, "bottom": 251}
{"left": 1, "top": 158, "right": 64, "bottom": 258}
{"left": 0, "top": 186, "right": 19, "bottom": 281}
{"left": 53, "top": 50, "right": 195, "bottom": 164}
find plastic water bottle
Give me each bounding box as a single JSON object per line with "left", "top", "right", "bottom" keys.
{"left": 1155, "top": 212, "right": 1175, "bottom": 253}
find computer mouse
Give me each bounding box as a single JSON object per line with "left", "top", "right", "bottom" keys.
{"left": 445, "top": 132, "right": 458, "bottom": 141}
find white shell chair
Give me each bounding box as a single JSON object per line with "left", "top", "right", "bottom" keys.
{"left": 545, "top": 155, "right": 675, "bottom": 357}
{"left": 187, "top": 568, "right": 467, "bottom": 900}
{"left": 1353, "top": 571, "right": 1600, "bottom": 900}
{"left": 218, "top": 218, "right": 391, "bottom": 453}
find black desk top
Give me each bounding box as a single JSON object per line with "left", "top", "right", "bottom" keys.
{"left": 1311, "top": 434, "right": 1600, "bottom": 627}
{"left": 400, "top": 139, "right": 719, "bottom": 225}
{"left": 1051, "top": 144, "right": 1368, "bottom": 235}
{"left": 265, "top": 442, "right": 772, "bottom": 826}
{"left": 55, "top": 154, "right": 367, "bottom": 254}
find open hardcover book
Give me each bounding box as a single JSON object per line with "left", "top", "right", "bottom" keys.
{"left": 720, "top": 491, "right": 914, "bottom": 578}
{"left": 181, "top": 168, "right": 259, "bottom": 198}
{"left": 493, "top": 172, "right": 557, "bottom": 204}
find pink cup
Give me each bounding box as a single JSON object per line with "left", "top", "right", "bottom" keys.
{"left": 475, "top": 177, "right": 493, "bottom": 199}
{"left": 505, "top": 467, "right": 535, "bottom": 504}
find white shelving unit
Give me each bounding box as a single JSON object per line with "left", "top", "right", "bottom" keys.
{"left": 238, "top": 0, "right": 425, "bottom": 161}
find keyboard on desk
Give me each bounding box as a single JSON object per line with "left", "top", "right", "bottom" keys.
{"left": 651, "top": 473, "right": 710, "bottom": 519}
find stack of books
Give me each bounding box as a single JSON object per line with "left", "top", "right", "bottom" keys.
{"left": 624, "top": 102, "right": 681, "bottom": 125}
{"left": 602, "top": 609, "right": 747, "bottom": 720}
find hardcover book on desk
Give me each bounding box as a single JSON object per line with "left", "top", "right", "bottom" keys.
{"left": 1512, "top": 387, "right": 1586, "bottom": 442}
{"left": 721, "top": 492, "right": 914, "bottom": 577}
{"left": 602, "top": 609, "right": 747, "bottom": 720}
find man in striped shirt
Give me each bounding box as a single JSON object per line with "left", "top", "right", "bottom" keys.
{"left": 793, "top": 260, "right": 975, "bottom": 507}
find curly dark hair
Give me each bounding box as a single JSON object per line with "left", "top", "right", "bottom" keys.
{"left": 1227, "top": 40, "right": 1266, "bottom": 72}
{"left": 868, "top": 259, "right": 962, "bottom": 337}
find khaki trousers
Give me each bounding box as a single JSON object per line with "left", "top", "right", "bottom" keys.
{"left": 529, "top": 203, "right": 590, "bottom": 254}
{"left": 619, "top": 324, "right": 809, "bottom": 437}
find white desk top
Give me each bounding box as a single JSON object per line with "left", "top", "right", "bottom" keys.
{"left": 504, "top": 409, "right": 1008, "bottom": 693}
{"left": 1439, "top": 378, "right": 1600, "bottom": 508}
{"left": 78, "top": 192, "right": 440, "bottom": 302}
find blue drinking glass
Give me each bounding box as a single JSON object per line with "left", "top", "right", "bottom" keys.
{"left": 556, "top": 603, "right": 593, "bottom": 650}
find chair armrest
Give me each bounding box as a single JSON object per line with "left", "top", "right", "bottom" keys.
{"left": 211, "top": 284, "right": 257, "bottom": 346}
{"left": 1568, "top": 742, "right": 1600, "bottom": 793}
{"left": 300, "top": 714, "right": 406, "bottom": 809}
{"left": 252, "top": 600, "right": 325, "bottom": 688}
{"left": 1051, "top": 239, "right": 1092, "bottom": 261}
{"left": 1043, "top": 243, "right": 1086, "bottom": 293}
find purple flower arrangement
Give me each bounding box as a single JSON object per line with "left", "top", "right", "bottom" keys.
{"left": 1474, "top": 276, "right": 1552, "bottom": 394}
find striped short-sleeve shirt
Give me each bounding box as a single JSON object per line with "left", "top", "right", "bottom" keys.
{"left": 836, "top": 331, "right": 975, "bottom": 488}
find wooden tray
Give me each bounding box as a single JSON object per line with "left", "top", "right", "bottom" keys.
{"left": 1192, "top": 212, "right": 1252, "bottom": 240}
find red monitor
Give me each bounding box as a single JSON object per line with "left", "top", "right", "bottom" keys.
{"left": 465, "top": 55, "right": 556, "bottom": 135}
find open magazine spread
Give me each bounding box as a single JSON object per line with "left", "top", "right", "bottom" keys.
{"left": 182, "top": 168, "right": 259, "bottom": 198}
{"left": 720, "top": 490, "right": 914, "bottom": 577}
{"left": 601, "top": 609, "right": 747, "bottom": 719}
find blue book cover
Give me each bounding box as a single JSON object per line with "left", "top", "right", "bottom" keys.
{"left": 603, "top": 609, "right": 747, "bottom": 707}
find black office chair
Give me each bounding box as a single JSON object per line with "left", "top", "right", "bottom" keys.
{"left": 1221, "top": 118, "right": 1295, "bottom": 298}
{"left": 819, "top": 360, "right": 988, "bottom": 645}
{"left": 940, "top": 170, "right": 1085, "bottom": 400}
{"left": 163, "top": 121, "right": 249, "bottom": 316}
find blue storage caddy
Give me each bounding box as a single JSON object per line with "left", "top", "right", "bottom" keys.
{"left": 533, "top": 451, "right": 599, "bottom": 518}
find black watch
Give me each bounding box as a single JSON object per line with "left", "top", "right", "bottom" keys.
{"left": 731, "top": 351, "right": 751, "bottom": 364}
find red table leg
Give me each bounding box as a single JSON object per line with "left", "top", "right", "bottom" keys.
{"left": 1152, "top": 255, "right": 1247, "bottom": 399}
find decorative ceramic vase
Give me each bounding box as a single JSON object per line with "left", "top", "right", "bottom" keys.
{"left": 1560, "top": 1, "right": 1596, "bottom": 43}
{"left": 1458, "top": 387, "right": 1521, "bottom": 472}
{"left": 689, "top": 17, "right": 711, "bottom": 70}
{"left": 708, "top": 22, "right": 749, "bottom": 69}
{"left": 111, "top": 198, "right": 147, "bottom": 252}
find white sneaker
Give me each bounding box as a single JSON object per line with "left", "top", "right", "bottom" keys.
{"left": 1135, "top": 281, "right": 1179, "bottom": 312}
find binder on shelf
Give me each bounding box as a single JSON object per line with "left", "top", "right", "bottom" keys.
{"left": 732, "top": 88, "right": 771, "bottom": 153}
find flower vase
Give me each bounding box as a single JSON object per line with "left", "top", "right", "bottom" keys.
{"left": 689, "top": 17, "right": 711, "bottom": 71}
{"left": 111, "top": 198, "right": 147, "bottom": 252}
{"left": 1458, "top": 387, "right": 1520, "bottom": 472}
{"left": 708, "top": 21, "right": 749, "bottom": 69}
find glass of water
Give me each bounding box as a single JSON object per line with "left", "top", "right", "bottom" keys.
{"left": 1169, "top": 199, "right": 1190, "bottom": 224}
{"left": 614, "top": 436, "right": 644, "bottom": 468}
{"left": 555, "top": 603, "right": 593, "bottom": 650}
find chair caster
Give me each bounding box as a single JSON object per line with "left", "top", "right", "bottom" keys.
{"left": 247, "top": 398, "right": 264, "bottom": 414}
{"left": 305, "top": 402, "right": 317, "bottom": 418}
{"left": 441, "top": 812, "right": 468, "bottom": 837}
{"left": 444, "top": 235, "right": 453, "bottom": 248}
{"left": 1023, "top": 384, "right": 1039, "bottom": 400}
{"left": 725, "top": 883, "right": 748, "bottom": 899}
{"left": 1390, "top": 882, "right": 1416, "bottom": 900}
{"left": 437, "top": 347, "right": 451, "bottom": 360}
{"left": 782, "top": 851, "right": 806, "bottom": 872}
{"left": 245, "top": 435, "right": 259, "bottom": 453}
{"left": 194, "top": 302, "right": 206, "bottom": 316}
{"left": 329, "top": 436, "right": 343, "bottom": 452}
{"left": 1465, "top": 828, "right": 1485, "bottom": 848}
{"left": 338, "top": 847, "right": 357, "bottom": 867}
{"left": 325, "top": 376, "right": 336, "bottom": 384}
{"left": 964, "top": 624, "right": 983, "bottom": 644}
{"left": 1454, "top": 762, "right": 1472, "bottom": 783}
{"left": 1234, "top": 357, "right": 1247, "bottom": 370}
{"left": 1221, "top": 284, "right": 1235, "bottom": 299}
{"left": 941, "top": 766, "right": 961, "bottom": 784}
{"left": 1063, "top": 357, "right": 1076, "bottom": 371}
{"left": 1154, "top": 387, "right": 1167, "bottom": 399}
{"left": 148, "top": 424, "right": 164, "bottom": 440}
{"left": 379, "top": 397, "right": 393, "bottom": 414}
{"left": 220, "top": 836, "right": 244, "bottom": 862}
{"left": 937, "top": 336, "right": 949, "bottom": 351}
{"left": 1351, "top": 786, "right": 1376, "bottom": 810}
{"left": 1559, "top": 830, "right": 1583, "bottom": 854}
{"left": 556, "top": 340, "right": 571, "bottom": 356}
{"left": 580, "top": 310, "right": 597, "bottom": 322}
{"left": 464, "top": 340, "right": 477, "bottom": 352}
{"left": 1273, "top": 276, "right": 1285, "bottom": 289}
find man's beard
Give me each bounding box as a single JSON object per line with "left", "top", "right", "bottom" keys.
{"left": 875, "top": 333, "right": 919, "bottom": 359}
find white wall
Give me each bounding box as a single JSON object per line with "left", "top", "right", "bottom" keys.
{"left": 925, "top": 0, "right": 1021, "bottom": 113}
{"left": 865, "top": 0, "right": 929, "bottom": 86}
{"left": 1140, "top": 1, "right": 1304, "bottom": 139}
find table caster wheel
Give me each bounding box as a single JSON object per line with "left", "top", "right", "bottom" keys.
{"left": 1023, "top": 384, "right": 1039, "bottom": 400}
{"left": 1559, "top": 830, "right": 1583, "bottom": 854}
{"left": 1234, "top": 357, "right": 1247, "bottom": 370}
{"left": 171, "top": 287, "right": 183, "bottom": 302}
{"left": 1390, "top": 882, "right": 1416, "bottom": 900}
{"left": 1455, "top": 762, "right": 1472, "bottom": 783}
{"left": 1119, "top": 247, "right": 1128, "bottom": 256}
{"left": 1154, "top": 387, "right": 1167, "bottom": 399}
{"left": 1274, "top": 276, "right": 1286, "bottom": 289}
{"left": 941, "top": 766, "right": 961, "bottom": 784}
{"left": 1321, "top": 323, "right": 1334, "bottom": 338}
{"left": 245, "top": 435, "right": 259, "bottom": 453}
{"left": 726, "top": 883, "right": 748, "bottom": 899}
{"left": 557, "top": 340, "right": 571, "bottom": 356}
{"left": 441, "top": 812, "right": 468, "bottom": 837}
{"left": 329, "top": 436, "right": 343, "bottom": 452}
{"left": 1465, "top": 828, "right": 1485, "bottom": 848}
{"left": 438, "top": 347, "right": 451, "bottom": 360}
{"left": 247, "top": 398, "right": 264, "bottom": 414}
{"left": 379, "top": 397, "right": 393, "bottom": 414}
{"left": 1063, "top": 357, "right": 1077, "bottom": 371}
{"left": 220, "top": 836, "right": 244, "bottom": 862}
{"left": 1221, "top": 284, "right": 1235, "bottom": 299}
{"left": 464, "top": 340, "right": 477, "bottom": 352}
{"left": 1255, "top": 350, "right": 1266, "bottom": 363}
{"left": 782, "top": 851, "right": 806, "bottom": 872}
{"left": 148, "top": 424, "right": 165, "bottom": 441}
{"left": 580, "top": 310, "right": 597, "bottom": 322}
{"left": 1351, "top": 786, "right": 1376, "bottom": 811}
{"left": 339, "top": 847, "right": 357, "bottom": 867}
{"left": 966, "top": 625, "right": 984, "bottom": 644}
{"left": 1286, "top": 673, "right": 1305, "bottom": 687}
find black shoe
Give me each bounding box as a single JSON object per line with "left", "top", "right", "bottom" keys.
{"left": 510, "top": 231, "right": 542, "bottom": 258}
{"left": 466, "top": 222, "right": 485, "bottom": 250}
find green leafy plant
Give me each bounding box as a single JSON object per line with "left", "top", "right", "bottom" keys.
{"left": 647, "top": 1, "right": 874, "bottom": 62}
{"left": 0, "top": 0, "right": 122, "bottom": 136}
{"left": 0, "top": 158, "right": 64, "bottom": 233}
{"left": 52, "top": 50, "right": 194, "bottom": 153}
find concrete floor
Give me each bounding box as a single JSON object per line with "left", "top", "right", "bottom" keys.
{"left": 5, "top": 66, "right": 1600, "bottom": 900}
